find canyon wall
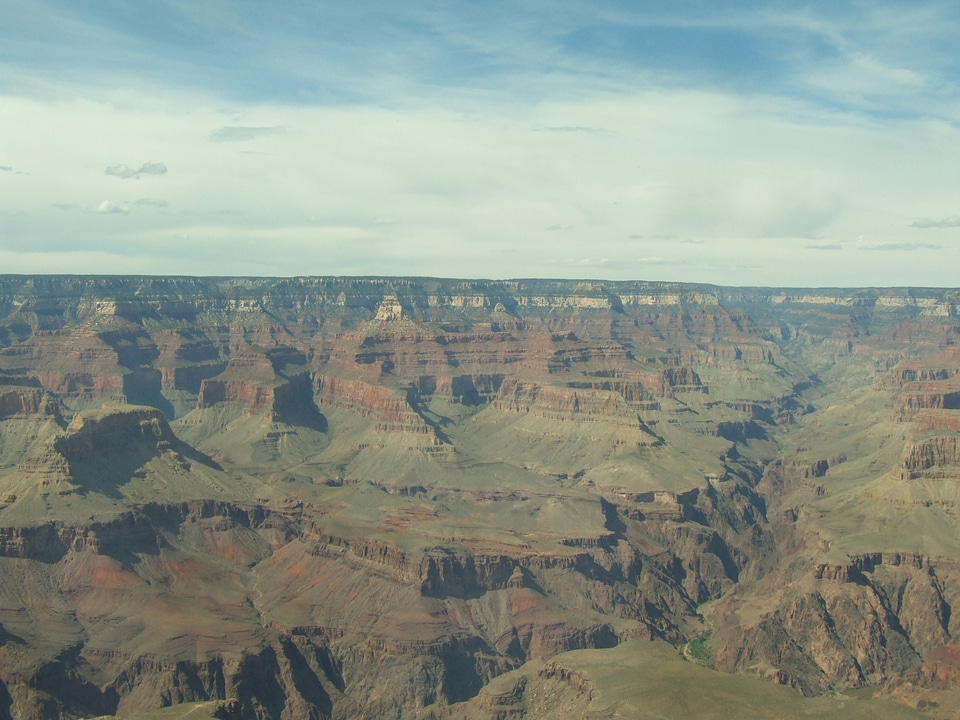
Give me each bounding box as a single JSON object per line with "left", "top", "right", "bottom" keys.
{"left": 0, "top": 276, "right": 958, "bottom": 718}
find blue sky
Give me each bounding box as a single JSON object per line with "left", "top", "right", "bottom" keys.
{"left": 2, "top": 1, "right": 960, "bottom": 286}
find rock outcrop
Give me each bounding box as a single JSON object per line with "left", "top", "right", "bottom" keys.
{"left": 0, "top": 276, "right": 959, "bottom": 718}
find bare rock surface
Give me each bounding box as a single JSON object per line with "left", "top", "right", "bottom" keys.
{"left": 0, "top": 276, "right": 958, "bottom": 718}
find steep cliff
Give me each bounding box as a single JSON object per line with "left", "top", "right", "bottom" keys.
{"left": 0, "top": 276, "right": 959, "bottom": 718}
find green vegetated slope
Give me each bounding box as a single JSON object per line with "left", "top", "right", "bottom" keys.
{"left": 435, "top": 639, "right": 926, "bottom": 720}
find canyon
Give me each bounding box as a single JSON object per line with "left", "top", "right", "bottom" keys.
{"left": 0, "top": 276, "right": 959, "bottom": 718}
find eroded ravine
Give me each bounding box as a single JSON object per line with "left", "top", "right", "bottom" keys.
{"left": 0, "top": 277, "right": 958, "bottom": 718}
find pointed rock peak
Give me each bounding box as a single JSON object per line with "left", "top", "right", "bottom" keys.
{"left": 375, "top": 293, "right": 407, "bottom": 322}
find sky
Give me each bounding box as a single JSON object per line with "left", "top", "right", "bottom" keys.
{"left": 2, "top": 1, "right": 960, "bottom": 287}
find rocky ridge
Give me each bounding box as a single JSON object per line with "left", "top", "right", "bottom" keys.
{"left": 0, "top": 276, "right": 958, "bottom": 718}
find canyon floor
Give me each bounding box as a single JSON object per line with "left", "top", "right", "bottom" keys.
{"left": 1, "top": 276, "right": 959, "bottom": 719}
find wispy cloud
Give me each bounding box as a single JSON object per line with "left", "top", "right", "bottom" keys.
{"left": 95, "top": 200, "right": 128, "bottom": 214}
{"left": 3, "top": 2, "right": 960, "bottom": 286}
{"left": 546, "top": 257, "right": 613, "bottom": 267}
{"left": 910, "top": 216, "right": 960, "bottom": 229}
{"left": 861, "top": 242, "right": 943, "bottom": 251}
{"left": 539, "top": 126, "right": 611, "bottom": 134}
{"left": 210, "top": 126, "right": 285, "bottom": 142}
{"left": 105, "top": 161, "right": 167, "bottom": 180}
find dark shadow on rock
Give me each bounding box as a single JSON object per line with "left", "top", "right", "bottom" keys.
{"left": 600, "top": 497, "right": 627, "bottom": 535}
{"left": 309, "top": 645, "right": 346, "bottom": 693}
{"left": 31, "top": 646, "right": 120, "bottom": 719}
{"left": 0, "top": 623, "right": 25, "bottom": 648}
{"left": 440, "top": 635, "right": 502, "bottom": 704}
{"left": 0, "top": 676, "right": 12, "bottom": 720}
{"left": 83, "top": 511, "right": 174, "bottom": 566}
{"left": 280, "top": 638, "right": 333, "bottom": 717}
{"left": 274, "top": 374, "right": 328, "bottom": 432}
{"left": 122, "top": 369, "right": 177, "bottom": 419}
{"left": 266, "top": 346, "right": 308, "bottom": 376}
{"left": 276, "top": 402, "right": 328, "bottom": 433}
{"left": 173, "top": 440, "right": 224, "bottom": 471}
{"left": 234, "top": 647, "right": 287, "bottom": 720}
{"left": 56, "top": 409, "right": 223, "bottom": 498}
{"left": 716, "top": 420, "right": 768, "bottom": 445}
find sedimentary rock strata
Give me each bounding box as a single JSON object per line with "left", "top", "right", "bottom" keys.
{"left": 0, "top": 276, "right": 958, "bottom": 718}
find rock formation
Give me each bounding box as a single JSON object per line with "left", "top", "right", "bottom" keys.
{"left": 0, "top": 276, "right": 958, "bottom": 718}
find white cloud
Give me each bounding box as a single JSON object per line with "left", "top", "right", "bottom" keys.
{"left": 105, "top": 161, "right": 167, "bottom": 179}
{"left": 95, "top": 200, "right": 128, "bottom": 214}
{"left": 2, "top": 82, "right": 960, "bottom": 286}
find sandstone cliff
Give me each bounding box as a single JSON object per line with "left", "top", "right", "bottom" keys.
{"left": 0, "top": 276, "right": 958, "bottom": 718}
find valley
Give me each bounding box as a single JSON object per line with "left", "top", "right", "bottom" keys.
{"left": 0, "top": 276, "right": 958, "bottom": 719}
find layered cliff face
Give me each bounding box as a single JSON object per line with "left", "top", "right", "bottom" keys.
{"left": 704, "top": 314, "right": 960, "bottom": 708}
{"left": 0, "top": 276, "right": 958, "bottom": 719}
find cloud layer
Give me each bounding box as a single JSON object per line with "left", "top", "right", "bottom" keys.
{"left": 911, "top": 216, "right": 960, "bottom": 229}
{"left": 2, "top": 1, "right": 959, "bottom": 286}
{"left": 104, "top": 161, "right": 168, "bottom": 180}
